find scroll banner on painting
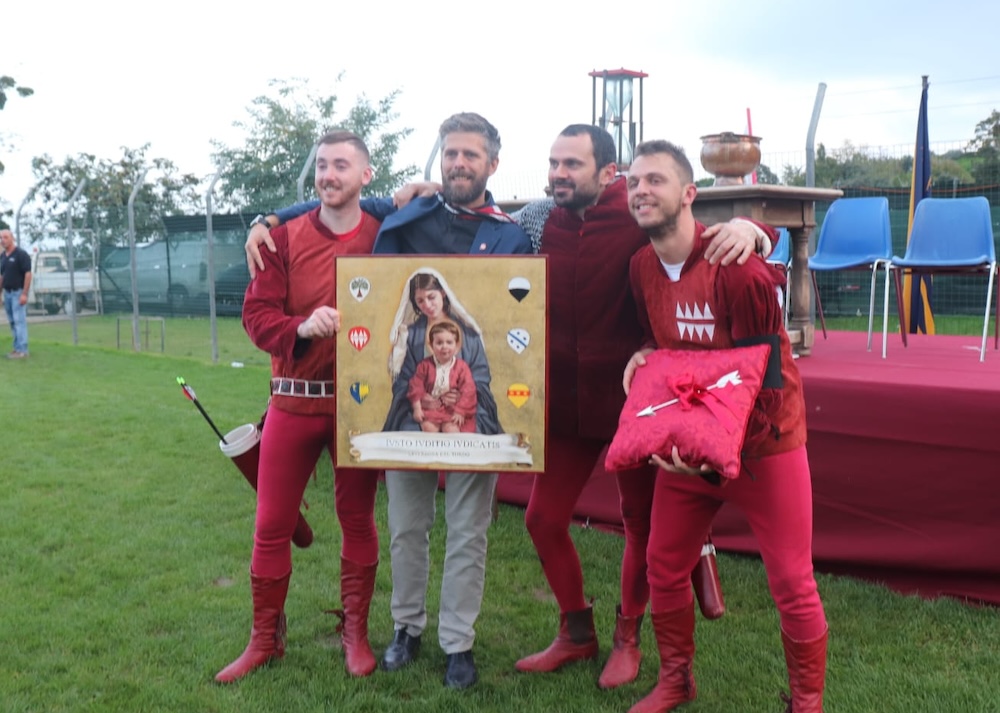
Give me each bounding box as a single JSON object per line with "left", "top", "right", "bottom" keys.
{"left": 348, "top": 431, "right": 533, "bottom": 467}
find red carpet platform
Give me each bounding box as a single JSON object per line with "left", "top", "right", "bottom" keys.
{"left": 497, "top": 331, "right": 1000, "bottom": 606}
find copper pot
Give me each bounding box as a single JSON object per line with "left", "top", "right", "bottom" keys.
{"left": 699, "top": 132, "right": 761, "bottom": 185}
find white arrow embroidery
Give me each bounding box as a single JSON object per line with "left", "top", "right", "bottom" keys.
{"left": 636, "top": 370, "right": 743, "bottom": 417}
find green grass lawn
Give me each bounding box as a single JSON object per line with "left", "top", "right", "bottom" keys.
{"left": 1, "top": 332, "right": 998, "bottom": 712}
{"left": 24, "top": 312, "right": 993, "bottom": 367}
{"left": 26, "top": 314, "right": 266, "bottom": 366}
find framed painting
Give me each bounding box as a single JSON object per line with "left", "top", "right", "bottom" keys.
{"left": 334, "top": 255, "right": 547, "bottom": 473}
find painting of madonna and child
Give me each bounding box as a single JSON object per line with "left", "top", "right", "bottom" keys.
{"left": 334, "top": 255, "right": 547, "bottom": 473}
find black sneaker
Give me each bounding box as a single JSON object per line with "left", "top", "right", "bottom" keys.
{"left": 381, "top": 629, "right": 421, "bottom": 671}
{"left": 443, "top": 650, "right": 478, "bottom": 690}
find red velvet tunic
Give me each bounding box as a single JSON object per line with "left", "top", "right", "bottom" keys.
{"left": 541, "top": 178, "right": 649, "bottom": 441}
{"left": 628, "top": 226, "right": 806, "bottom": 458}
{"left": 242, "top": 208, "right": 380, "bottom": 416}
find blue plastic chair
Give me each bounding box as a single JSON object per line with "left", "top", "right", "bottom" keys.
{"left": 882, "top": 196, "right": 998, "bottom": 361}
{"left": 808, "top": 197, "right": 893, "bottom": 351}
{"left": 767, "top": 227, "right": 791, "bottom": 267}
{"left": 766, "top": 228, "right": 791, "bottom": 325}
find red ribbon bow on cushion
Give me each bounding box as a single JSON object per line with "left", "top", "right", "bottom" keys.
{"left": 666, "top": 372, "right": 741, "bottom": 433}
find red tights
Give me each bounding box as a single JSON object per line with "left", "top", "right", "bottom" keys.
{"left": 251, "top": 407, "right": 378, "bottom": 578}
{"left": 647, "top": 446, "right": 827, "bottom": 642}
{"left": 525, "top": 434, "right": 653, "bottom": 615}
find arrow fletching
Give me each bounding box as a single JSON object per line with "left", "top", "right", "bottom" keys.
{"left": 177, "top": 376, "right": 197, "bottom": 401}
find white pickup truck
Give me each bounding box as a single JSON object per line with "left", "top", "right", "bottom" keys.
{"left": 29, "top": 250, "right": 100, "bottom": 315}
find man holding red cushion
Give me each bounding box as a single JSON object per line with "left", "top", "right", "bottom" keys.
{"left": 622, "top": 139, "right": 827, "bottom": 713}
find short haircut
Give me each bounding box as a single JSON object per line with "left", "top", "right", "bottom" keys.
{"left": 318, "top": 129, "right": 370, "bottom": 162}
{"left": 428, "top": 320, "right": 462, "bottom": 348}
{"left": 559, "top": 124, "right": 617, "bottom": 170}
{"left": 438, "top": 112, "right": 502, "bottom": 161}
{"left": 634, "top": 140, "right": 694, "bottom": 184}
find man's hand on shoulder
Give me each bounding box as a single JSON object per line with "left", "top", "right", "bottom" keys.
{"left": 393, "top": 181, "right": 442, "bottom": 208}
{"left": 245, "top": 215, "right": 278, "bottom": 279}
{"left": 701, "top": 219, "right": 768, "bottom": 266}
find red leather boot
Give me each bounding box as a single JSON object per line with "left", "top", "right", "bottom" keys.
{"left": 627, "top": 604, "right": 697, "bottom": 713}
{"left": 598, "top": 605, "right": 644, "bottom": 689}
{"left": 215, "top": 570, "right": 290, "bottom": 683}
{"left": 515, "top": 606, "right": 599, "bottom": 672}
{"left": 780, "top": 628, "right": 828, "bottom": 712}
{"left": 332, "top": 558, "right": 378, "bottom": 677}
{"left": 691, "top": 537, "right": 725, "bottom": 620}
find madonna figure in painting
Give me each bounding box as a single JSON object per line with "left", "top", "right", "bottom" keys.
{"left": 383, "top": 268, "right": 501, "bottom": 435}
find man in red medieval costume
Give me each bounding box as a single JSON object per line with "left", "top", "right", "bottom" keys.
{"left": 510, "top": 124, "right": 776, "bottom": 688}
{"left": 622, "top": 139, "right": 827, "bottom": 712}
{"left": 216, "top": 130, "right": 383, "bottom": 683}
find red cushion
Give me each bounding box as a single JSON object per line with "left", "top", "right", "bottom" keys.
{"left": 605, "top": 345, "right": 771, "bottom": 479}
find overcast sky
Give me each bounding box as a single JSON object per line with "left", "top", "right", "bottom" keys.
{"left": 3, "top": 0, "right": 999, "bottom": 208}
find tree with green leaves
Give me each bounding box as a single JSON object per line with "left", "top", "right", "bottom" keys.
{"left": 0, "top": 75, "right": 35, "bottom": 179}
{"left": 211, "top": 78, "right": 417, "bottom": 213}
{"left": 783, "top": 142, "right": 919, "bottom": 188}
{"left": 966, "top": 109, "right": 1000, "bottom": 186}
{"left": 1, "top": 75, "right": 35, "bottom": 177}
{"left": 1, "top": 75, "right": 35, "bottom": 226}
{"left": 18, "top": 144, "right": 202, "bottom": 254}
{"left": 783, "top": 140, "right": 975, "bottom": 190}
{"left": 0, "top": 75, "right": 33, "bottom": 112}
{"left": 756, "top": 162, "right": 780, "bottom": 185}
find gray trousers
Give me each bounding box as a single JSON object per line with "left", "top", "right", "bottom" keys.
{"left": 385, "top": 469, "right": 497, "bottom": 654}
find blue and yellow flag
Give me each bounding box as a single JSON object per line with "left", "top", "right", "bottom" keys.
{"left": 902, "top": 76, "right": 935, "bottom": 334}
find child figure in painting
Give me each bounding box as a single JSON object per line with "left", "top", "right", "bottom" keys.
{"left": 408, "top": 320, "right": 478, "bottom": 433}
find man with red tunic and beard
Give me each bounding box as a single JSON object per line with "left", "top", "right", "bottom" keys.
{"left": 511, "top": 125, "right": 777, "bottom": 688}
{"left": 622, "top": 140, "right": 826, "bottom": 712}
{"left": 216, "top": 130, "right": 383, "bottom": 683}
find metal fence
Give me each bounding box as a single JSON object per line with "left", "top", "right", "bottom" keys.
{"left": 21, "top": 141, "right": 1000, "bottom": 363}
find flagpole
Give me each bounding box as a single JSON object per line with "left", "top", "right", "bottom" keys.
{"left": 902, "top": 75, "right": 935, "bottom": 335}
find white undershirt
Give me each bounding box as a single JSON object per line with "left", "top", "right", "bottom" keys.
{"left": 654, "top": 220, "right": 770, "bottom": 283}
{"left": 659, "top": 258, "right": 685, "bottom": 282}
{"left": 431, "top": 355, "right": 456, "bottom": 397}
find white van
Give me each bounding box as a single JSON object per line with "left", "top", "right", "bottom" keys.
{"left": 101, "top": 240, "right": 245, "bottom": 311}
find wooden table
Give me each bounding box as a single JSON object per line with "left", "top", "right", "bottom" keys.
{"left": 692, "top": 184, "right": 843, "bottom": 356}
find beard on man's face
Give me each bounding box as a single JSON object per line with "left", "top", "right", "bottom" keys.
{"left": 550, "top": 177, "right": 601, "bottom": 211}
{"left": 637, "top": 202, "right": 683, "bottom": 239}
{"left": 443, "top": 171, "right": 488, "bottom": 206}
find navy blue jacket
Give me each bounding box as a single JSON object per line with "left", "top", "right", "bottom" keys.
{"left": 274, "top": 194, "right": 532, "bottom": 256}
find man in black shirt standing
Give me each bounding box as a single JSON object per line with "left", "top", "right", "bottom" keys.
{"left": 0, "top": 229, "right": 32, "bottom": 358}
